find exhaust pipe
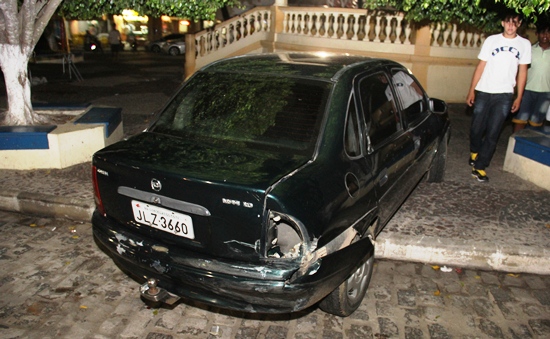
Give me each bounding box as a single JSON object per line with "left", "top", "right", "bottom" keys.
{"left": 140, "top": 278, "right": 180, "bottom": 305}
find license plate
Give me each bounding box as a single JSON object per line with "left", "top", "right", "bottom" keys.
{"left": 131, "top": 200, "right": 195, "bottom": 239}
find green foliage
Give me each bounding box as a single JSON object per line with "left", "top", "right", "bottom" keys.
{"left": 59, "top": 0, "right": 240, "bottom": 21}
{"left": 363, "top": 0, "right": 550, "bottom": 32}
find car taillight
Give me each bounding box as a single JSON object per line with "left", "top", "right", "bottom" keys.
{"left": 92, "top": 165, "right": 106, "bottom": 216}
{"left": 266, "top": 211, "right": 305, "bottom": 259}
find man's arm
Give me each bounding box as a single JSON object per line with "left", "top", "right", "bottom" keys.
{"left": 466, "top": 60, "right": 486, "bottom": 106}
{"left": 511, "top": 63, "right": 528, "bottom": 113}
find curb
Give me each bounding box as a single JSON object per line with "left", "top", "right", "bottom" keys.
{"left": 375, "top": 233, "right": 550, "bottom": 275}
{"left": 0, "top": 190, "right": 93, "bottom": 222}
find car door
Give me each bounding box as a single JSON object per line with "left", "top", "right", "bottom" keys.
{"left": 340, "top": 92, "right": 378, "bottom": 230}
{"left": 388, "top": 68, "right": 436, "bottom": 187}
{"left": 356, "top": 70, "right": 416, "bottom": 234}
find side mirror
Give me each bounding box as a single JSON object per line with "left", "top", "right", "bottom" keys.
{"left": 429, "top": 98, "right": 447, "bottom": 114}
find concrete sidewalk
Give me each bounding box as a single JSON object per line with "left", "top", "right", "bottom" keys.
{"left": 0, "top": 52, "right": 548, "bottom": 276}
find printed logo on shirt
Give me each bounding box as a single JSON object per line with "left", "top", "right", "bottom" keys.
{"left": 491, "top": 46, "right": 521, "bottom": 59}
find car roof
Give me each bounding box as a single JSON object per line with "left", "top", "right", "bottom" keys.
{"left": 201, "top": 52, "right": 402, "bottom": 81}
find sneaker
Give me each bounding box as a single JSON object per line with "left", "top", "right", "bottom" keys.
{"left": 472, "top": 168, "right": 489, "bottom": 182}
{"left": 469, "top": 152, "right": 478, "bottom": 166}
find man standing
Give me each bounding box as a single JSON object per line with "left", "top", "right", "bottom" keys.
{"left": 512, "top": 21, "right": 550, "bottom": 132}
{"left": 466, "top": 11, "right": 532, "bottom": 182}
{"left": 108, "top": 24, "right": 122, "bottom": 60}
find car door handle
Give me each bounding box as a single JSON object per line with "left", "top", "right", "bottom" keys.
{"left": 414, "top": 137, "right": 421, "bottom": 149}
{"left": 379, "top": 169, "right": 388, "bottom": 186}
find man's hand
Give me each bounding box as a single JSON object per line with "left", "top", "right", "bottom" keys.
{"left": 466, "top": 92, "right": 476, "bottom": 107}
{"left": 466, "top": 61, "right": 486, "bottom": 107}
{"left": 511, "top": 97, "right": 522, "bottom": 113}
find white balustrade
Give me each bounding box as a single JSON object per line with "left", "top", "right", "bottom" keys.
{"left": 280, "top": 8, "right": 412, "bottom": 44}
{"left": 431, "top": 22, "right": 485, "bottom": 49}
{"left": 194, "top": 7, "right": 272, "bottom": 59}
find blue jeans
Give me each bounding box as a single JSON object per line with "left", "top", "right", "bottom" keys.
{"left": 470, "top": 91, "right": 513, "bottom": 170}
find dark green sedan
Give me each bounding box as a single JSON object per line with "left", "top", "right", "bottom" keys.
{"left": 92, "top": 53, "right": 450, "bottom": 316}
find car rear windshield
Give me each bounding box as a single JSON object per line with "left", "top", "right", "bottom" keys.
{"left": 150, "top": 72, "right": 331, "bottom": 154}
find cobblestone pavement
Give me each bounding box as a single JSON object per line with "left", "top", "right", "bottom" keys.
{"left": 1, "top": 210, "right": 549, "bottom": 339}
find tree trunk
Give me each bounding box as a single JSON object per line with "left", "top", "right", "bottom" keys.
{"left": 0, "top": 44, "right": 43, "bottom": 125}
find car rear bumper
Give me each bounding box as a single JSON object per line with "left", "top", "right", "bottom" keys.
{"left": 92, "top": 210, "right": 374, "bottom": 314}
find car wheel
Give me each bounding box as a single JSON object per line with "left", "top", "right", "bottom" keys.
{"left": 169, "top": 47, "right": 180, "bottom": 56}
{"left": 426, "top": 130, "right": 449, "bottom": 183}
{"left": 151, "top": 45, "right": 161, "bottom": 53}
{"left": 318, "top": 237, "right": 374, "bottom": 317}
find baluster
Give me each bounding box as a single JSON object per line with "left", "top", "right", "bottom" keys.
{"left": 404, "top": 19, "right": 412, "bottom": 44}
{"left": 255, "top": 13, "right": 261, "bottom": 32}
{"left": 319, "top": 14, "right": 326, "bottom": 36}
{"left": 236, "top": 21, "right": 242, "bottom": 40}
{"left": 249, "top": 16, "right": 255, "bottom": 35}
{"left": 206, "top": 31, "right": 212, "bottom": 53}
{"left": 433, "top": 23, "right": 441, "bottom": 46}
{"left": 472, "top": 32, "right": 480, "bottom": 47}
{"left": 297, "top": 14, "right": 302, "bottom": 34}
{"left": 285, "top": 13, "right": 290, "bottom": 33}
{"left": 353, "top": 14, "right": 360, "bottom": 40}
{"left": 264, "top": 12, "right": 270, "bottom": 31}
{"left": 430, "top": 23, "right": 437, "bottom": 46}
{"left": 368, "top": 15, "right": 376, "bottom": 41}
{"left": 435, "top": 23, "right": 444, "bottom": 46}
{"left": 311, "top": 14, "right": 318, "bottom": 36}
{"left": 214, "top": 29, "right": 219, "bottom": 50}
{"left": 229, "top": 24, "right": 235, "bottom": 44}
{"left": 357, "top": 15, "right": 366, "bottom": 41}
{"left": 399, "top": 17, "right": 407, "bottom": 44}
{"left": 459, "top": 29, "right": 466, "bottom": 47}
{"left": 389, "top": 17, "right": 397, "bottom": 43}
{"left": 328, "top": 14, "right": 335, "bottom": 38}
{"left": 443, "top": 23, "right": 452, "bottom": 47}
{"left": 292, "top": 14, "right": 297, "bottom": 33}
{"left": 376, "top": 16, "right": 383, "bottom": 42}
{"left": 304, "top": 14, "right": 310, "bottom": 35}
{"left": 335, "top": 14, "right": 345, "bottom": 39}
{"left": 221, "top": 27, "right": 226, "bottom": 47}
{"left": 379, "top": 17, "right": 388, "bottom": 42}
{"left": 442, "top": 24, "right": 448, "bottom": 46}
{"left": 462, "top": 31, "right": 470, "bottom": 47}
{"left": 346, "top": 15, "right": 355, "bottom": 40}
{"left": 448, "top": 24, "right": 460, "bottom": 47}
{"left": 243, "top": 18, "right": 248, "bottom": 38}
{"left": 454, "top": 26, "right": 462, "bottom": 47}
{"left": 466, "top": 30, "right": 473, "bottom": 47}
{"left": 199, "top": 36, "right": 205, "bottom": 56}
{"left": 194, "top": 36, "right": 199, "bottom": 57}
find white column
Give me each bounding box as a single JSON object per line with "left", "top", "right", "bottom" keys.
{"left": 274, "top": 0, "right": 288, "bottom": 6}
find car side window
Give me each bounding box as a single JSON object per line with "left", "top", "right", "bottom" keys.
{"left": 389, "top": 69, "right": 426, "bottom": 123}
{"left": 358, "top": 73, "right": 399, "bottom": 146}
{"left": 345, "top": 95, "right": 361, "bottom": 157}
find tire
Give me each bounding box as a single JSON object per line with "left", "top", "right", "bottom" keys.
{"left": 318, "top": 238, "right": 374, "bottom": 317}
{"left": 168, "top": 47, "right": 180, "bottom": 56}
{"left": 151, "top": 45, "right": 161, "bottom": 53}
{"left": 426, "top": 131, "right": 449, "bottom": 183}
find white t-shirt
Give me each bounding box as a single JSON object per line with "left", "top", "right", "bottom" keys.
{"left": 475, "top": 33, "right": 532, "bottom": 94}
{"left": 385, "top": 71, "right": 422, "bottom": 109}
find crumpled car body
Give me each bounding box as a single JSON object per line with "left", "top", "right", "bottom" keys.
{"left": 92, "top": 52, "right": 450, "bottom": 316}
